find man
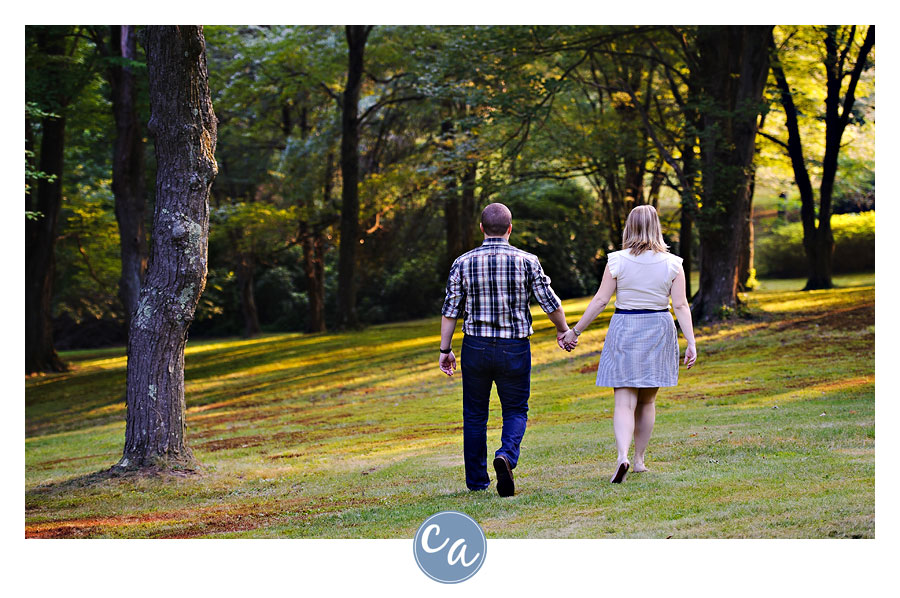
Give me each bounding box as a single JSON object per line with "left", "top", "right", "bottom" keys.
{"left": 439, "top": 203, "right": 571, "bottom": 497}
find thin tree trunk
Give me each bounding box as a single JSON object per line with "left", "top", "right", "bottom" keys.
{"left": 771, "top": 26, "right": 874, "bottom": 290}
{"left": 302, "top": 231, "right": 327, "bottom": 333}
{"left": 806, "top": 25, "right": 875, "bottom": 290}
{"left": 25, "top": 30, "right": 68, "bottom": 374}
{"left": 109, "top": 25, "right": 148, "bottom": 325}
{"left": 770, "top": 47, "right": 817, "bottom": 286}
{"left": 118, "top": 25, "right": 218, "bottom": 470}
{"left": 303, "top": 151, "right": 333, "bottom": 333}
{"left": 738, "top": 175, "right": 755, "bottom": 290}
{"left": 237, "top": 255, "right": 261, "bottom": 338}
{"left": 460, "top": 160, "right": 478, "bottom": 251}
{"left": 691, "top": 25, "right": 772, "bottom": 322}
{"left": 25, "top": 112, "right": 67, "bottom": 374}
{"left": 336, "top": 25, "right": 371, "bottom": 329}
{"left": 679, "top": 127, "right": 698, "bottom": 300}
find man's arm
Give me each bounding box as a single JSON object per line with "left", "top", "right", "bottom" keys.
{"left": 439, "top": 260, "right": 464, "bottom": 377}
{"left": 528, "top": 257, "right": 570, "bottom": 348}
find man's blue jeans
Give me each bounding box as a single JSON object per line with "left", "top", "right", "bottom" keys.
{"left": 460, "top": 334, "right": 531, "bottom": 491}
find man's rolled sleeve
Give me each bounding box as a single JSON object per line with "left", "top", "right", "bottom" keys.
{"left": 529, "top": 258, "right": 562, "bottom": 313}
{"left": 441, "top": 260, "right": 465, "bottom": 318}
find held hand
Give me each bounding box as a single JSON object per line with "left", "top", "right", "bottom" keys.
{"left": 556, "top": 328, "right": 569, "bottom": 351}
{"left": 684, "top": 343, "right": 697, "bottom": 369}
{"left": 439, "top": 350, "right": 457, "bottom": 376}
{"left": 563, "top": 328, "right": 579, "bottom": 351}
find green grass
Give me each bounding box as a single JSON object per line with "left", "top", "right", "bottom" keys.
{"left": 25, "top": 273, "right": 874, "bottom": 538}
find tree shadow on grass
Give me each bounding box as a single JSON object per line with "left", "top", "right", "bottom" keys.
{"left": 27, "top": 463, "right": 204, "bottom": 498}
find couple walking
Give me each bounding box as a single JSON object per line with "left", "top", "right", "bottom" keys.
{"left": 439, "top": 203, "right": 697, "bottom": 496}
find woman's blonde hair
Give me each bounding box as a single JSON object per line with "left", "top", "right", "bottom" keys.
{"left": 622, "top": 205, "right": 669, "bottom": 254}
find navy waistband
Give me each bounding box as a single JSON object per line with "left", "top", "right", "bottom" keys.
{"left": 463, "top": 335, "right": 530, "bottom": 344}
{"left": 614, "top": 308, "right": 670, "bottom": 314}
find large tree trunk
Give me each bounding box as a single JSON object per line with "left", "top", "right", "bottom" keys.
{"left": 336, "top": 25, "right": 371, "bottom": 329}
{"left": 25, "top": 30, "right": 69, "bottom": 374}
{"left": 109, "top": 25, "right": 148, "bottom": 325}
{"left": 443, "top": 118, "right": 461, "bottom": 274}
{"left": 118, "top": 26, "right": 218, "bottom": 470}
{"left": 237, "top": 255, "right": 261, "bottom": 338}
{"left": 691, "top": 26, "right": 772, "bottom": 323}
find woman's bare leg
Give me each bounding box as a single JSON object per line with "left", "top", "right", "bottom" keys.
{"left": 633, "top": 387, "right": 659, "bottom": 472}
{"left": 612, "top": 387, "right": 638, "bottom": 465}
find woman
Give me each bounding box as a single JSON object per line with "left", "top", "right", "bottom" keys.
{"left": 562, "top": 205, "right": 697, "bottom": 483}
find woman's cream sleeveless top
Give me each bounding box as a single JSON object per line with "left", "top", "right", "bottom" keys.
{"left": 607, "top": 249, "right": 683, "bottom": 310}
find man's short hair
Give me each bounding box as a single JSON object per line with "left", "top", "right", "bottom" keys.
{"left": 481, "top": 203, "right": 512, "bottom": 236}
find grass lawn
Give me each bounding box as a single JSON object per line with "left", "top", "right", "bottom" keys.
{"left": 25, "top": 273, "right": 875, "bottom": 538}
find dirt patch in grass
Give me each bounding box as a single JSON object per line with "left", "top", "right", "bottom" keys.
{"left": 26, "top": 496, "right": 380, "bottom": 538}
{"left": 193, "top": 435, "right": 269, "bottom": 452}
{"left": 578, "top": 362, "right": 599, "bottom": 374}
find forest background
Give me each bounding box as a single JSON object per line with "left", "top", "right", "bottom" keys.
{"left": 25, "top": 25, "right": 875, "bottom": 364}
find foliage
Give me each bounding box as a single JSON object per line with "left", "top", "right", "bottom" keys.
{"left": 755, "top": 212, "right": 875, "bottom": 278}
{"left": 27, "top": 25, "right": 875, "bottom": 346}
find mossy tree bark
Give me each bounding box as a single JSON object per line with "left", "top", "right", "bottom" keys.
{"left": 118, "top": 26, "right": 218, "bottom": 470}
{"left": 690, "top": 26, "right": 772, "bottom": 323}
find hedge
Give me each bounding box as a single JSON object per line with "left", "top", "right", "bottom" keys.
{"left": 755, "top": 211, "right": 874, "bottom": 278}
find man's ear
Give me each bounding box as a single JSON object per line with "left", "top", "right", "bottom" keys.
{"left": 479, "top": 223, "right": 484, "bottom": 233}
{"left": 506, "top": 224, "right": 512, "bottom": 236}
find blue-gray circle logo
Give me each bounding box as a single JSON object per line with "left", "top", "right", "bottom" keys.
{"left": 413, "top": 511, "right": 486, "bottom": 583}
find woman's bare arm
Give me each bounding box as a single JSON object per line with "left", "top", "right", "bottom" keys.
{"left": 670, "top": 266, "right": 697, "bottom": 368}
{"left": 563, "top": 265, "right": 616, "bottom": 347}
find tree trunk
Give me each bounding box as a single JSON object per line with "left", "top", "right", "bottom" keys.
{"left": 771, "top": 26, "right": 874, "bottom": 290}
{"left": 805, "top": 25, "right": 875, "bottom": 290}
{"left": 237, "top": 255, "right": 261, "bottom": 338}
{"left": 118, "top": 26, "right": 218, "bottom": 470}
{"left": 25, "top": 112, "right": 67, "bottom": 374}
{"left": 109, "top": 25, "right": 148, "bottom": 325}
{"left": 770, "top": 46, "right": 817, "bottom": 286}
{"left": 738, "top": 173, "right": 755, "bottom": 290}
{"left": 678, "top": 131, "right": 698, "bottom": 300}
{"left": 460, "top": 160, "right": 478, "bottom": 251}
{"left": 302, "top": 231, "right": 327, "bottom": 333}
{"left": 691, "top": 26, "right": 772, "bottom": 322}
{"left": 336, "top": 25, "right": 371, "bottom": 329}
{"left": 25, "top": 30, "right": 68, "bottom": 374}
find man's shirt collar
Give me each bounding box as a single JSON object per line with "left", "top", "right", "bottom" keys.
{"left": 482, "top": 237, "right": 510, "bottom": 246}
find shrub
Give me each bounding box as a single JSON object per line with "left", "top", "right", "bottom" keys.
{"left": 755, "top": 211, "right": 874, "bottom": 278}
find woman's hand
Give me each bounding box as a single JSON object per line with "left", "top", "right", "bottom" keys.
{"left": 684, "top": 343, "right": 697, "bottom": 369}
{"left": 561, "top": 328, "right": 579, "bottom": 351}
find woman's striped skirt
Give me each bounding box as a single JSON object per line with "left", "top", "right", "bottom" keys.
{"left": 595, "top": 311, "right": 680, "bottom": 388}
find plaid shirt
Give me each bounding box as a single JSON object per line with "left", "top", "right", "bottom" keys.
{"left": 441, "top": 238, "right": 562, "bottom": 338}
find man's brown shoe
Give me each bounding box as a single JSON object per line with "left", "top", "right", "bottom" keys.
{"left": 493, "top": 455, "right": 515, "bottom": 497}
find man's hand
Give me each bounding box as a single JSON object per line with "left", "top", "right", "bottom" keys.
{"left": 439, "top": 350, "right": 457, "bottom": 376}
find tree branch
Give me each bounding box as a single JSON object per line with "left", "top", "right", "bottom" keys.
{"left": 757, "top": 131, "right": 789, "bottom": 150}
